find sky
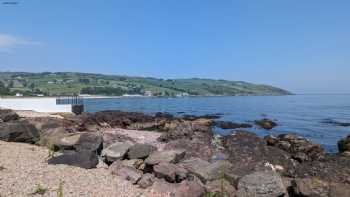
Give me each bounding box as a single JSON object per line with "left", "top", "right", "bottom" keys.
{"left": 0, "top": 0, "right": 349, "bottom": 94}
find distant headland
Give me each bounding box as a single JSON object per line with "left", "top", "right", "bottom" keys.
{"left": 0, "top": 72, "right": 292, "bottom": 97}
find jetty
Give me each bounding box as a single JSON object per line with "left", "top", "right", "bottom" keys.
{"left": 0, "top": 96, "right": 84, "bottom": 114}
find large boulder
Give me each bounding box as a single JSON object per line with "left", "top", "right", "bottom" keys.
{"left": 223, "top": 131, "right": 297, "bottom": 177}
{"left": 0, "top": 121, "right": 39, "bottom": 143}
{"left": 180, "top": 158, "right": 235, "bottom": 184}
{"left": 338, "top": 134, "right": 350, "bottom": 154}
{"left": 0, "top": 109, "right": 19, "bottom": 122}
{"left": 153, "top": 162, "right": 188, "bottom": 183}
{"left": 237, "top": 171, "right": 287, "bottom": 197}
{"left": 127, "top": 143, "right": 157, "bottom": 159}
{"left": 158, "top": 119, "right": 212, "bottom": 142}
{"left": 164, "top": 132, "right": 214, "bottom": 161}
{"left": 145, "top": 150, "right": 186, "bottom": 165}
{"left": 48, "top": 150, "right": 99, "bottom": 169}
{"left": 52, "top": 132, "right": 103, "bottom": 154}
{"left": 102, "top": 142, "right": 133, "bottom": 163}
{"left": 265, "top": 134, "right": 326, "bottom": 162}
{"left": 255, "top": 118, "right": 277, "bottom": 130}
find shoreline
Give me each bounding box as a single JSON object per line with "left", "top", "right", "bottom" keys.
{"left": 1, "top": 108, "right": 350, "bottom": 196}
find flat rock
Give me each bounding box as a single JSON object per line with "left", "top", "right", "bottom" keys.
{"left": 145, "top": 150, "right": 186, "bottom": 165}
{"left": 215, "top": 120, "right": 252, "bottom": 129}
{"left": 237, "top": 171, "right": 286, "bottom": 197}
{"left": 53, "top": 132, "right": 103, "bottom": 154}
{"left": 48, "top": 150, "right": 99, "bottom": 169}
{"left": 102, "top": 142, "right": 133, "bottom": 162}
{"left": 127, "top": 143, "right": 157, "bottom": 159}
{"left": 0, "top": 121, "right": 39, "bottom": 143}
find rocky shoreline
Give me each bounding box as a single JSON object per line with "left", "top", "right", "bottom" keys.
{"left": 1, "top": 109, "right": 350, "bottom": 197}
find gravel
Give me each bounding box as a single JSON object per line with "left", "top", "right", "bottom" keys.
{"left": 0, "top": 140, "right": 144, "bottom": 197}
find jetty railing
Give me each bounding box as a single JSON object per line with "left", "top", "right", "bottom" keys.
{"left": 56, "top": 96, "right": 83, "bottom": 105}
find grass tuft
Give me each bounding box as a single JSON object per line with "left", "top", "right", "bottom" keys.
{"left": 31, "top": 184, "right": 47, "bottom": 195}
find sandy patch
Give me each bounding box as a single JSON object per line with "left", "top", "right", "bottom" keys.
{"left": 0, "top": 141, "right": 145, "bottom": 197}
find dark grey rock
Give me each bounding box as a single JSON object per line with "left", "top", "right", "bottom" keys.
{"left": 48, "top": 150, "right": 99, "bottom": 169}
{"left": 127, "top": 143, "right": 157, "bottom": 159}
{"left": 0, "top": 109, "right": 19, "bottom": 122}
{"left": 0, "top": 121, "right": 39, "bottom": 143}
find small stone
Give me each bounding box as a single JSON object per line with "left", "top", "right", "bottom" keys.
{"left": 138, "top": 173, "right": 155, "bottom": 189}
{"left": 116, "top": 166, "right": 143, "bottom": 184}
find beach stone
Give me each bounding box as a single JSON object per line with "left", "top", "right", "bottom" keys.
{"left": 153, "top": 162, "right": 188, "bottom": 183}
{"left": 122, "top": 159, "right": 144, "bottom": 169}
{"left": 181, "top": 158, "right": 234, "bottom": 184}
{"left": 115, "top": 166, "right": 143, "bottom": 184}
{"left": 102, "top": 142, "right": 133, "bottom": 162}
{"left": 206, "top": 179, "right": 237, "bottom": 196}
{"left": 138, "top": 173, "right": 156, "bottom": 188}
{"left": 48, "top": 150, "right": 99, "bottom": 169}
{"left": 237, "top": 171, "right": 286, "bottom": 197}
{"left": 127, "top": 143, "right": 157, "bottom": 159}
{"left": 145, "top": 150, "right": 186, "bottom": 165}
{"left": 0, "top": 121, "right": 39, "bottom": 143}
{"left": 255, "top": 118, "right": 277, "bottom": 130}
{"left": 0, "top": 109, "right": 19, "bottom": 122}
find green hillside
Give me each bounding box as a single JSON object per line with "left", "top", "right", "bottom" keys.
{"left": 0, "top": 72, "right": 291, "bottom": 97}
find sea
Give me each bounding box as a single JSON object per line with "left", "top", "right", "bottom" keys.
{"left": 84, "top": 95, "right": 350, "bottom": 153}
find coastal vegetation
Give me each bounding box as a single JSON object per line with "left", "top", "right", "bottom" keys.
{"left": 0, "top": 72, "right": 291, "bottom": 96}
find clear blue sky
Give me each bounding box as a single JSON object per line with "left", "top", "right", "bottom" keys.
{"left": 0, "top": 1, "right": 349, "bottom": 94}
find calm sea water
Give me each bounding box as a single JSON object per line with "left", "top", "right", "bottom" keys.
{"left": 84, "top": 95, "right": 350, "bottom": 153}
